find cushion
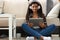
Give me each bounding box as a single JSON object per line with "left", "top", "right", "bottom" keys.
{"left": 47, "top": 3, "right": 60, "bottom": 18}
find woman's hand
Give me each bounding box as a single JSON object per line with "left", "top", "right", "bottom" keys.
{"left": 39, "top": 22, "right": 46, "bottom": 28}
{"left": 28, "top": 22, "right": 34, "bottom": 27}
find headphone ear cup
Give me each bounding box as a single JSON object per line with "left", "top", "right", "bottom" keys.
{"left": 38, "top": 6, "right": 40, "bottom": 9}
{"left": 29, "top": 6, "right": 32, "bottom": 9}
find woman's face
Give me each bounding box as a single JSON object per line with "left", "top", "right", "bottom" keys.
{"left": 31, "top": 3, "right": 39, "bottom": 12}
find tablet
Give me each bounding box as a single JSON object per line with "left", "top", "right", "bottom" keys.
{"left": 29, "top": 18, "right": 44, "bottom": 26}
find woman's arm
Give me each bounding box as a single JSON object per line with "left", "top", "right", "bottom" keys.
{"left": 39, "top": 14, "right": 47, "bottom": 28}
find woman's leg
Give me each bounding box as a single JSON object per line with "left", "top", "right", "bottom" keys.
{"left": 22, "top": 23, "right": 41, "bottom": 38}
{"left": 39, "top": 24, "right": 56, "bottom": 36}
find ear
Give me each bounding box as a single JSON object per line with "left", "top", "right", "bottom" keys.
{"left": 29, "top": 6, "right": 32, "bottom": 9}
{"left": 38, "top": 6, "right": 40, "bottom": 9}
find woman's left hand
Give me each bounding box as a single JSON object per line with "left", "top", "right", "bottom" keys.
{"left": 39, "top": 22, "right": 46, "bottom": 28}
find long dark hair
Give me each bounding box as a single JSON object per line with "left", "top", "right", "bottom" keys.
{"left": 58, "top": 10, "right": 60, "bottom": 19}
{"left": 26, "top": 1, "right": 46, "bottom": 22}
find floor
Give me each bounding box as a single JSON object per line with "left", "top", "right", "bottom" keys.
{"left": 0, "top": 34, "right": 60, "bottom": 40}
{"left": 0, "top": 37, "right": 60, "bottom": 40}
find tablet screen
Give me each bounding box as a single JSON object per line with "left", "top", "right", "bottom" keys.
{"left": 29, "top": 18, "right": 44, "bottom": 26}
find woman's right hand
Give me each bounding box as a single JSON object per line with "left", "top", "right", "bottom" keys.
{"left": 28, "top": 22, "right": 34, "bottom": 27}
{"left": 39, "top": 22, "right": 46, "bottom": 28}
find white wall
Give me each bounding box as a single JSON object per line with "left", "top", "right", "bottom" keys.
{"left": 52, "top": 0, "right": 59, "bottom": 6}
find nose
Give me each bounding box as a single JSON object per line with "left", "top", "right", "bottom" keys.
{"left": 33, "top": 7, "right": 37, "bottom": 10}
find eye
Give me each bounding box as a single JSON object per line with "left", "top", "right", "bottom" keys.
{"left": 32, "top": 6, "right": 34, "bottom": 8}
{"left": 32, "top": 6, "right": 38, "bottom": 8}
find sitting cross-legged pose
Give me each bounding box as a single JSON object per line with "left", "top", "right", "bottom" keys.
{"left": 22, "top": 1, "right": 56, "bottom": 40}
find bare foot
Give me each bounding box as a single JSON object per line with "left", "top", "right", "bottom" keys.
{"left": 34, "top": 37, "right": 36, "bottom": 40}
{"left": 40, "top": 36, "right": 43, "bottom": 40}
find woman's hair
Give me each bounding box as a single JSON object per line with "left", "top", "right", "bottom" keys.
{"left": 58, "top": 10, "right": 60, "bottom": 18}
{"left": 26, "top": 1, "right": 45, "bottom": 22}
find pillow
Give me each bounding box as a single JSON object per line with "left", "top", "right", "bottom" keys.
{"left": 47, "top": 3, "right": 60, "bottom": 18}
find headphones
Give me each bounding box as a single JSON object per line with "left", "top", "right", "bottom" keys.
{"left": 29, "top": 6, "right": 40, "bottom": 9}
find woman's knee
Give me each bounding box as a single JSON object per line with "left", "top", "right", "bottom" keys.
{"left": 50, "top": 24, "right": 56, "bottom": 27}
{"left": 49, "top": 24, "right": 56, "bottom": 29}
{"left": 22, "top": 23, "right": 26, "bottom": 26}
{"left": 22, "top": 23, "right": 27, "bottom": 28}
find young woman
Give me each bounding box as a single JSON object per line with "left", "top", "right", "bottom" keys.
{"left": 22, "top": 1, "right": 56, "bottom": 40}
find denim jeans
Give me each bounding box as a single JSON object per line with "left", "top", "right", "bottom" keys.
{"left": 22, "top": 23, "right": 56, "bottom": 38}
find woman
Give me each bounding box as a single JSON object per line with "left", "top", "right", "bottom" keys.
{"left": 22, "top": 1, "right": 56, "bottom": 40}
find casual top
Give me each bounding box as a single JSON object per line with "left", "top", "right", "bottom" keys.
{"left": 26, "top": 13, "right": 47, "bottom": 29}
{"left": 28, "top": 13, "right": 46, "bottom": 22}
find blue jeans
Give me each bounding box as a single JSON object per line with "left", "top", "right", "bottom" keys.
{"left": 22, "top": 23, "right": 56, "bottom": 38}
